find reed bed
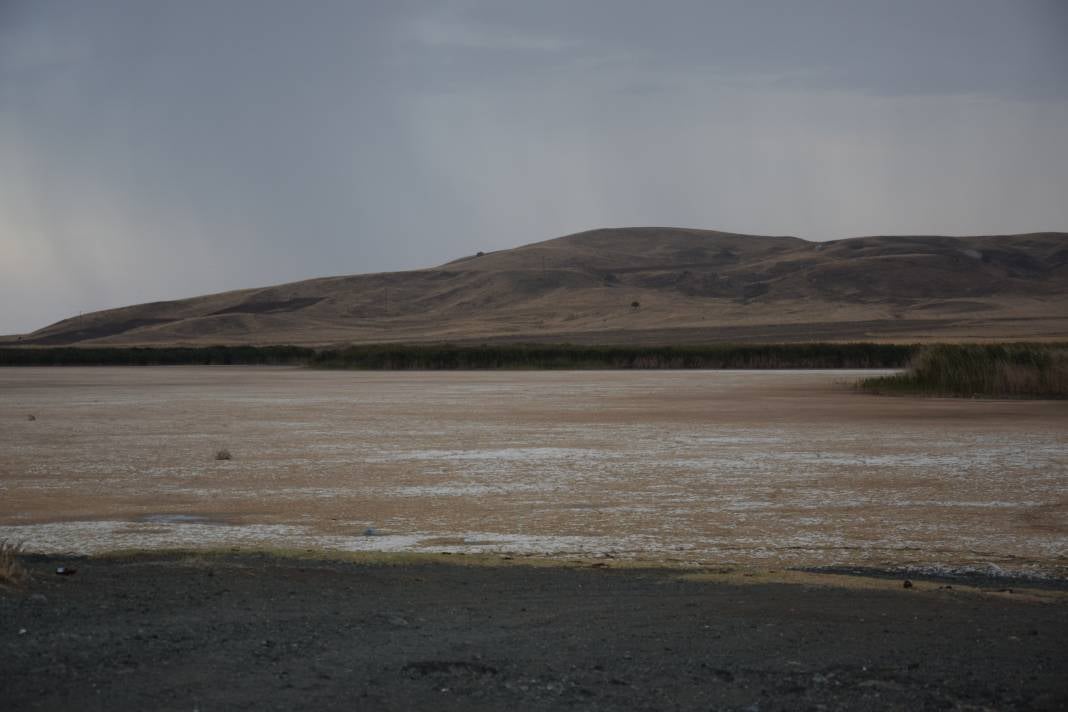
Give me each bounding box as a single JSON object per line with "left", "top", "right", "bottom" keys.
{"left": 0, "top": 345, "right": 313, "bottom": 366}
{"left": 0, "top": 342, "right": 913, "bottom": 369}
{"left": 858, "top": 344, "right": 1068, "bottom": 399}
{"left": 308, "top": 343, "right": 914, "bottom": 370}
{"left": 7, "top": 342, "right": 1065, "bottom": 379}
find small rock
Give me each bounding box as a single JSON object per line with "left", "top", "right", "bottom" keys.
{"left": 55, "top": 566, "right": 77, "bottom": 576}
{"left": 26, "top": 415, "right": 36, "bottom": 421}
{"left": 902, "top": 580, "right": 913, "bottom": 589}
{"left": 364, "top": 527, "right": 376, "bottom": 536}
{"left": 29, "top": 593, "right": 47, "bottom": 603}
{"left": 18, "top": 628, "right": 27, "bottom": 635}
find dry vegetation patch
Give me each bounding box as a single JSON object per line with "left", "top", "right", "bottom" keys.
{"left": 0, "top": 540, "right": 28, "bottom": 586}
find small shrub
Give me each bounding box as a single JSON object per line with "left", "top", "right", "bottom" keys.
{"left": 215, "top": 449, "right": 232, "bottom": 461}
{"left": 27, "top": 414, "right": 36, "bottom": 421}
{"left": 0, "top": 540, "right": 27, "bottom": 586}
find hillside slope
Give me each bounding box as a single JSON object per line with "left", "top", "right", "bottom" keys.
{"left": 10, "top": 228, "right": 1068, "bottom": 346}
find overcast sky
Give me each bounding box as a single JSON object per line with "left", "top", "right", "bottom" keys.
{"left": 2, "top": 1, "right": 1066, "bottom": 333}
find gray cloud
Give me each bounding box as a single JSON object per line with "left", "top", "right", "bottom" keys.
{"left": 2, "top": 0, "right": 1066, "bottom": 333}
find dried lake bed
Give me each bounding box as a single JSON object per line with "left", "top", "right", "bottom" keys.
{"left": 1, "top": 367, "right": 1065, "bottom": 579}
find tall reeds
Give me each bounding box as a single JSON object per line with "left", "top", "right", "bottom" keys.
{"left": 0, "top": 345, "right": 313, "bottom": 366}
{"left": 0, "top": 342, "right": 914, "bottom": 368}
{"left": 308, "top": 343, "right": 914, "bottom": 370}
{"left": 7, "top": 342, "right": 1066, "bottom": 384}
{"left": 859, "top": 344, "right": 1068, "bottom": 398}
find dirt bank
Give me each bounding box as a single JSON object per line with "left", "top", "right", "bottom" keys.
{"left": 2, "top": 553, "right": 1066, "bottom": 711}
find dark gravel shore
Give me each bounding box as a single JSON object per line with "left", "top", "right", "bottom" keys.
{"left": 2, "top": 553, "right": 1066, "bottom": 711}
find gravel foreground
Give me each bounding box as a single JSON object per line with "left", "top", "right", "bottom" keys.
{"left": 2, "top": 554, "right": 1066, "bottom": 711}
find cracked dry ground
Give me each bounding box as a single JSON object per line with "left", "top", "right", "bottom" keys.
{"left": 2, "top": 555, "right": 1066, "bottom": 711}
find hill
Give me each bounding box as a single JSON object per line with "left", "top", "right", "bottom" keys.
{"left": 7, "top": 228, "right": 1068, "bottom": 346}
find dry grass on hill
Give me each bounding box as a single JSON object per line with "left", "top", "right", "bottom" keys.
{"left": 8, "top": 228, "right": 1067, "bottom": 347}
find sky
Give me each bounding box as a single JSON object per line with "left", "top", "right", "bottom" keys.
{"left": 2, "top": 1, "right": 1067, "bottom": 333}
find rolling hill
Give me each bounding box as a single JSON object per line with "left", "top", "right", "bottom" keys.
{"left": 8, "top": 228, "right": 1068, "bottom": 346}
